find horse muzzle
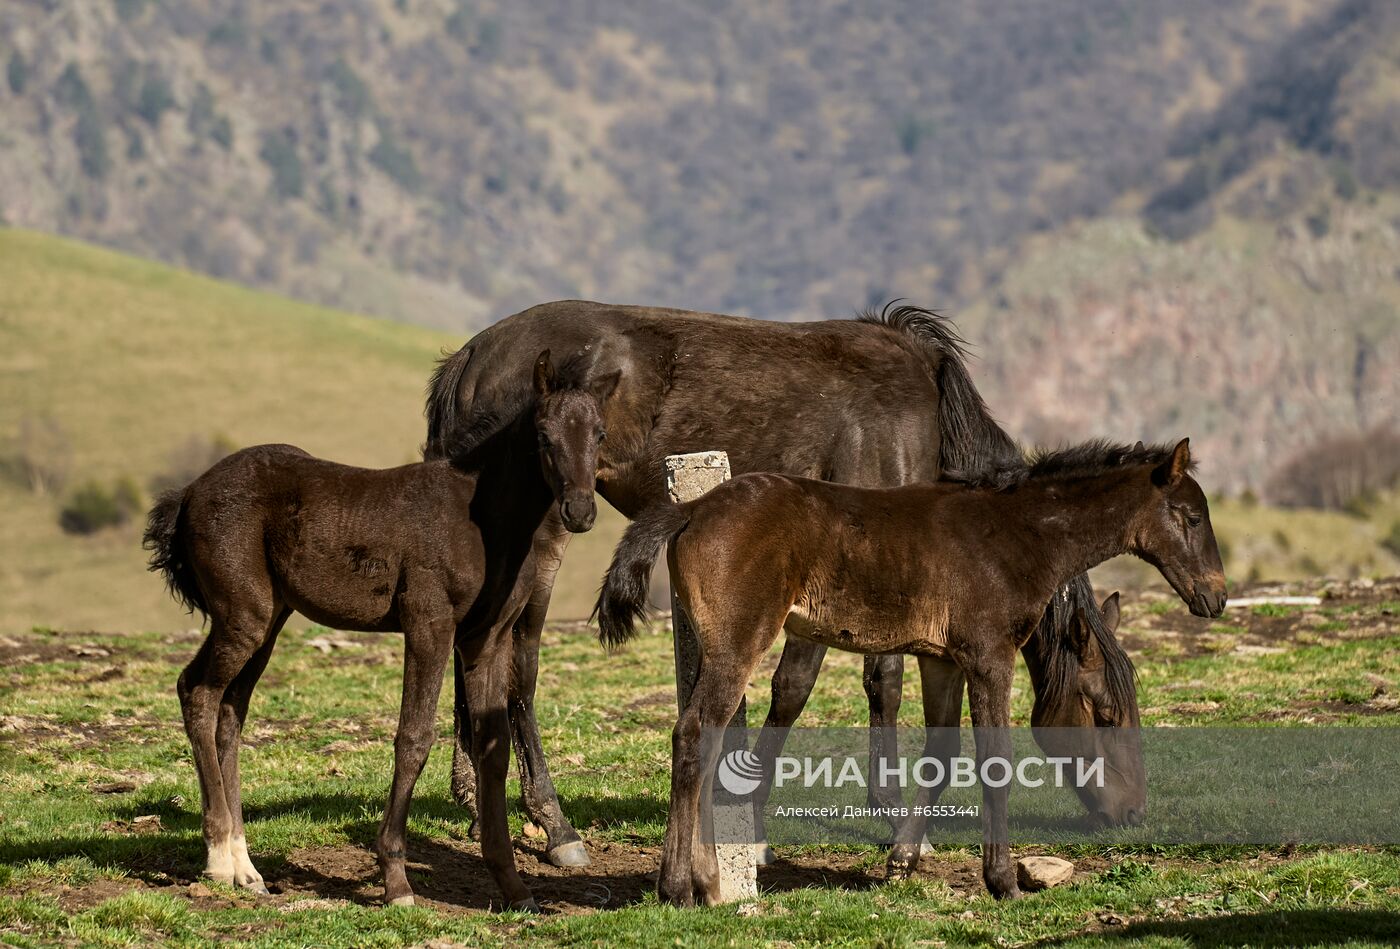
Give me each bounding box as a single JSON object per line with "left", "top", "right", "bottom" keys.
{"left": 1189, "top": 584, "right": 1227, "bottom": 618}
{"left": 560, "top": 494, "right": 597, "bottom": 533}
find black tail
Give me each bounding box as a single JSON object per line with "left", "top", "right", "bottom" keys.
{"left": 424, "top": 342, "right": 474, "bottom": 460}
{"left": 593, "top": 502, "right": 692, "bottom": 649}
{"left": 142, "top": 488, "right": 207, "bottom": 621}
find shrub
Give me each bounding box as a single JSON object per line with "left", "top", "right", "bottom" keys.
{"left": 114, "top": 0, "right": 147, "bottom": 22}
{"left": 188, "top": 83, "right": 233, "bottom": 150}
{"left": 59, "top": 478, "right": 141, "bottom": 535}
{"left": 259, "top": 130, "right": 304, "bottom": 198}
{"left": 1382, "top": 521, "right": 1400, "bottom": 559}
{"left": 136, "top": 74, "right": 175, "bottom": 126}
{"left": 369, "top": 130, "right": 421, "bottom": 191}
{"left": 211, "top": 115, "right": 233, "bottom": 150}
{"left": 896, "top": 116, "right": 935, "bottom": 157}
{"left": 327, "top": 59, "right": 372, "bottom": 119}
{"left": 6, "top": 51, "right": 27, "bottom": 94}
{"left": 74, "top": 105, "right": 110, "bottom": 179}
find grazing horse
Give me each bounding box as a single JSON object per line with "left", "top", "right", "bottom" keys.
{"left": 425, "top": 300, "right": 1143, "bottom": 867}
{"left": 596, "top": 438, "right": 1227, "bottom": 906}
{"left": 143, "top": 352, "right": 614, "bottom": 911}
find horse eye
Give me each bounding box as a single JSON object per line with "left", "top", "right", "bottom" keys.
{"left": 1186, "top": 513, "right": 1202, "bottom": 528}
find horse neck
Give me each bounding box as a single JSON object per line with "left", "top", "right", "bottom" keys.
{"left": 455, "top": 416, "right": 554, "bottom": 525}
{"left": 1009, "top": 471, "right": 1150, "bottom": 603}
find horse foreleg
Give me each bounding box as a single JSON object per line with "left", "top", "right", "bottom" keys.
{"left": 750, "top": 634, "right": 828, "bottom": 865}
{"left": 887, "top": 656, "right": 964, "bottom": 880}
{"left": 508, "top": 523, "right": 588, "bottom": 867}
{"left": 965, "top": 643, "right": 1020, "bottom": 900}
{"left": 465, "top": 616, "right": 539, "bottom": 911}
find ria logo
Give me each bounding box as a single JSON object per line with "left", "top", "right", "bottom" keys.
{"left": 716, "top": 748, "right": 764, "bottom": 796}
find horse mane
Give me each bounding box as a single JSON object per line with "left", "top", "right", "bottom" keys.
{"left": 859, "top": 302, "right": 1138, "bottom": 717}
{"left": 433, "top": 352, "right": 599, "bottom": 467}
{"left": 1034, "top": 574, "right": 1139, "bottom": 720}
{"left": 947, "top": 439, "right": 1195, "bottom": 491}
{"left": 424, "top": 343, "right": 478, "bottom": 461}
{"left": 856, "top": 302, "right": 1021, "bottom": 474}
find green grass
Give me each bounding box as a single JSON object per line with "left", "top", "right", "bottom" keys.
{"left": 2, "top": 599, "right": 1398, "bottom": 946}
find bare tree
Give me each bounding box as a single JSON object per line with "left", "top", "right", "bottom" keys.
{"left": 1266, "top": 425, "right": 1400, "bottom": 510}
{"left": 1, "top": 415, "right": 73, "bottom": 496}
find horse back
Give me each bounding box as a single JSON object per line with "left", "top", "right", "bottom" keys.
{"left": 444, "top": 301, "right": 943, "bottom": 517}
{"left": 181, "top": 446, "right": 486, "bottom": 632}
{"left": 673, "top": 474, "right": 997, "bottom": 658}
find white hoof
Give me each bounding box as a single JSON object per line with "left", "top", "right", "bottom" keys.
{"left": 388, "top": 895, "right": 415, "bottom": 907}
{"left": 755, "top": 844, "right": 777, "bottom": 866}
{"left": 230, "top": 836, "right": 266, "bottom": 894}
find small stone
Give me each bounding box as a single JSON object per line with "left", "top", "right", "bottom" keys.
{"left": 522, "top": 821, "right": 546, "bottom": 840}
{"left": 1098, "top": 911, "right": 1128, "bottom": 926}
{"left": 131, "top": 814, "right": 163, "bottom": 834}
{"left": 735, "top": 901, "right": 761, "bottom": 917}
{"left": 188, "top": 882, "right": 213, "bottom": 898}
{"left": 1017, "top": 856, "right": 1075, "bottom": 890}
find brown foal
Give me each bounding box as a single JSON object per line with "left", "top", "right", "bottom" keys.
{"left": 144, "top": 352, "right": 615, "bottom": 911}
{"left": 596, "top": 438, "right": 1226, "bottom": 906}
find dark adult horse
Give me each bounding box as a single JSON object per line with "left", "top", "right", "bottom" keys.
{"left": 424, "top": 300, "right": 1143, "bottom": 868}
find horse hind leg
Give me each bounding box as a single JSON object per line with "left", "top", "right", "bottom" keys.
{"left": 177, "top": 593, "right": 279, "bottom": 887}
{"left": 215, "top": 605, "right": 291, "bottom": 893}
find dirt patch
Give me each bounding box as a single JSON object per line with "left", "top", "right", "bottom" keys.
{"left": 0, "top": 714, "right": 161, "bottom": 751}
{"left": 1119, "top": 578, "right": 1400, "bottom": 660}
{"left": 265, "top": 838, "right": 984, "bottom": 915}
{"left": 0, "top": 630, "right": 162, "bottom": 668}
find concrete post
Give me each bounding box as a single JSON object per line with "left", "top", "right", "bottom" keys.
{"left": 664, "top": 450, "right": 758, "bottom": 902}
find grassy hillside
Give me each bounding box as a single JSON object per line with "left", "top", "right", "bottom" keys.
{"left": 0, "top": 228, "right": 625, "bottom": 633}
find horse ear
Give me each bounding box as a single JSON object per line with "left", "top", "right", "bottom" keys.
{"left": 1070, "top": 607, "right": 1093, "bottom": 656}
{"left": 1152, "top": 437, "right": 1191, "bottom": 488}
{"left": 1132, "top": 440, "right": 1145, "bottom": 452}
{"left": 533, "top": 350, "right": 555, "bottom": 396}
{"left": 589, "top": 370, "right": 621, "bottom": 403}
{"left": 1100, "top": 592, "right": 1121, "bottom": 633}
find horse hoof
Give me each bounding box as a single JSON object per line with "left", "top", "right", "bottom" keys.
{"left": 509, "top": 897, "right": 541, "bottom": 914}
{"left": 546, "top": 841, "right": 591, "bottom": 867}
{"left": 755, "top": 844, "right": 777, "bottom": 866}
{"left": 387, "top": 894, "right": 415, "bottom": 908}
{"left": 919, "top": 835, "right": 934, "bottom": 857}
{"left": 242, "top": 882, "right": 270, "bottom": 896}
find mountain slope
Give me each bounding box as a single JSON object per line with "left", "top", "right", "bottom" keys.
{"left": 958, "top": 0, "right": 1400, "bottom": 492}
{"left": 0, "top": 0, "right": 1344, "bottom": 328}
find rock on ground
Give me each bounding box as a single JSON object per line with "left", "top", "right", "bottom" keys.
{"left": 1017, "top": 856, "right": 1075, "bottom": 890}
